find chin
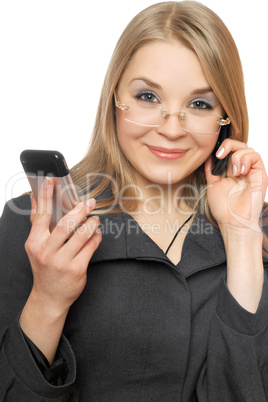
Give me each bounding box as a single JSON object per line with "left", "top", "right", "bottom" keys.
{"left": 142, "top": 169, "right": 189, "bottom": 185}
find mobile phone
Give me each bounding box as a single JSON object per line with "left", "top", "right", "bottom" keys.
{"left": 20, "top": 150, "right": 80, "bottom": 230}
{"left": 211, "top": 123, "right": 231, "bottom": 175}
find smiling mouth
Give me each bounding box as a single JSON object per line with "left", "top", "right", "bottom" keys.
{"left": 147, "top": 146, "right": 187, "bottom": 160}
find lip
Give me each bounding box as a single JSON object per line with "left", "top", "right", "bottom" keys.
{"left": 147, "top": 145, "right": 187, "bottom": 160}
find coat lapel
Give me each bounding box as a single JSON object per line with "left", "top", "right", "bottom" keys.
{"left": 90, "top": 211, "right": 226, "bottom": 276}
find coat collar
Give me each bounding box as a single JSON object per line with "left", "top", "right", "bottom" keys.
{"left": 90, "top": 210, "right": 226, "bottom": 277}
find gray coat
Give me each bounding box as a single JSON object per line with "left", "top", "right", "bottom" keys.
{"left": 1, "top": 194, "right": 268, "bottom": 401}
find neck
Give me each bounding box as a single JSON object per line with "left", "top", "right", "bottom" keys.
{"left": 132, "top": 170, "right": 193, "bottom": 217}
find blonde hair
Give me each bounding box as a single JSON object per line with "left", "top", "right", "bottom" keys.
{"left": 71, "top": 1, "right": 268, "bottom": 255}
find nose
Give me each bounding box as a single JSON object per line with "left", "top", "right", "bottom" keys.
{"left": 156, "top": 113, "right": 187, "bottom": 139}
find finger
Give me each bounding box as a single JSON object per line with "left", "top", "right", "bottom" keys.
{"left": 215, "top": 139, "right": 248, "bottom": 160}
{"left": 72, "top": 227, "right": 102, "bottom": 267}
{"left": 225, "top": 148, "right": 254, "bottom": 177}
{"left": 204, "top": 156, "right": 221, "bottom": 185}
{"left": 231, "top": 151, "right": 263, "bottom": 177}
{"left": 31, "top": 177, "right": 55, "bottom": 233}
{"left": 47, "top": 198, "right": 97, "bottom": 250}
{"left": 214, "top": 139, "right": 263, "bottom": 178}
{"left": 63, "top": 215, "right": 101, "bottom": 260}
{"left": 30, "top": 193, "right": 38, "bottom": 225}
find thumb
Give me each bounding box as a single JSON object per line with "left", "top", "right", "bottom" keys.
{"left": 30, "top": 193, "right": 38, "bottom": 225}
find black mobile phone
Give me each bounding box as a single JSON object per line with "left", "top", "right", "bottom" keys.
{"left": 20, "top": 150, "right": 80, "bottom": 230}
{"left": 211, "top": 123, "right": 231, "bottom": 175}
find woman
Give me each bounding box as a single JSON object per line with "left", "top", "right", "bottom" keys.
{"left": 0, "top": 1, "right": 268, "bottom": 400}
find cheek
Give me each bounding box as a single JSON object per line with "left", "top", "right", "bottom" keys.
{"left": 195, "top": 135, "right": 218, "bottom": 157}
{"left": 116, "top": 116, "right": 132, "bottom": 155}
{"left": 116, "top": 110, "right": 145, "bottom": 153}
{"left": 185, "top": 135, "right": 219, "bottom": 175}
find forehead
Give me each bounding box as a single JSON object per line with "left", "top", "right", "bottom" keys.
{"left": 118, "top": 41, "right": 210, "bottom": 95}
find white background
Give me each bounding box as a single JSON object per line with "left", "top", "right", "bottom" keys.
{"left": 0, "top": 0, "right": 267, "bottom": 214}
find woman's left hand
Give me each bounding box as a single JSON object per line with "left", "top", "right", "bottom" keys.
{"left": 205, "top": 139, "right": 268, "bottom": 234}
{"left": 205, "top": 139, "right": 267, "bottom": 313}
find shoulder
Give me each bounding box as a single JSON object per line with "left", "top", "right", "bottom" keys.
{"left": 1, "top": 193, "right": 31, "bottom": 220}
{"left": 0, "top": 193, "right": 32, "bottom": 241}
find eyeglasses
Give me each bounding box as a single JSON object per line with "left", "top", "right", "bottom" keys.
{"left": 115, "top": 97, "right": 231, "bottom": 135}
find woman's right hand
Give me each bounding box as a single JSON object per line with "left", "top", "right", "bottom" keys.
{"left": 20, "top": 177, "right": 102, "bottom": 364}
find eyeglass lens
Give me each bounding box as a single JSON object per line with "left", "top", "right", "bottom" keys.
{"left": 122, "top": 102, "right": 221, "bottom": 135}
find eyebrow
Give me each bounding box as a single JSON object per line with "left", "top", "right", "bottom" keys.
{"left": 128, "top": 77, "right": 214, "bottom": 96}
{"left": 128, "top": 78, "right": 162, "bottom": 90}
{"left": 191, "top": 87, "right": 214, "bottom": 95}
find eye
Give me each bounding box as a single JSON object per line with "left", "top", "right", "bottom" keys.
{"left": 135, "top": 90, "right": 161, "bottom": 104}
{"left": 188, "top": 99, "right": 213, "bottom": 110}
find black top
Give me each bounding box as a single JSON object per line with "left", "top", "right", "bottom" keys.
{"left": 1, "top": 194, "right": 268, "bottom": 401}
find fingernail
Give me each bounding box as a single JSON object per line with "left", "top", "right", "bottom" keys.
{"left": 92, "top": 215, "right": 100, "bottom": 221}
{"left": 86, "top": 198, "right": 96, "bottom": 208}
{"left": 241, "top": 164, "right": 245, "bottom": 174}
{"left": 43, "top": 176, "right": 52, "bottom": 188}
{"left": 216, "top": 147, "right": 225, "bottom": 158}
{"left": 233, "top": 164, "right": 238, "bottom": 176}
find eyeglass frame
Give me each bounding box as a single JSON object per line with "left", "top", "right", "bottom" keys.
{"left": 114, "top": 95, "right": 231, "bottom": 134}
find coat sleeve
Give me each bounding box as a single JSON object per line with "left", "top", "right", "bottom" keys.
{"left": 0, "top": 195, "right": 78, "bottom": 401}
{"left": 196, "top": 262, "right": 268, "bottom": 402}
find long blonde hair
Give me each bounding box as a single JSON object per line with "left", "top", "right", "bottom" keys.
{"left": 71, "top": 1, "right": 268, "bottom": 255}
